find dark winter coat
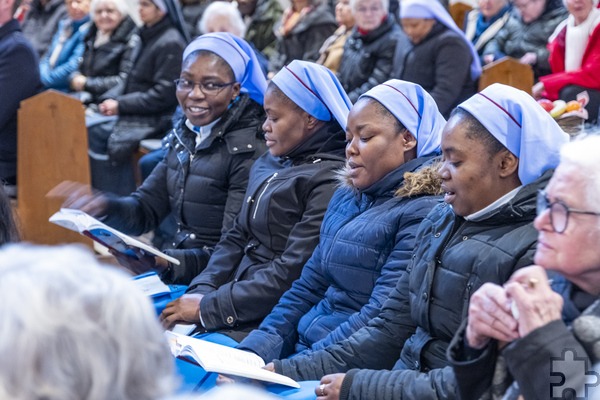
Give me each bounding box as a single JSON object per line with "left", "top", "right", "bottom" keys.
{"left": 273, "top": 171, "right": 551, "bottom": 400}
{"left": 269, "top": 3, "right": 337, "bottom": 73}
{"left": 449, "top": 283, "right": 600, "bottom": 400}
{"left": 245, "top": 0, "right": 283, "bottom": 60}
{"left": 482, "top": 2, "right": 567, "bottom": 78}
{"left": 0, "top": 19, "right": 42, "bottom": 183}
{"left": 76, "top": 16, "right": 139, "bottom": 103}
{"left": 392, "top": 22, "right": 477, "bottom": 118}
{"left": 237, "top": 156, "right": 441, "bottom": 362}
{"left": 102, "top": 95, "right": 266, "bottom": 285}
{"left": 187, "top": 121, "right": 346, "bottom": 342}
{"left": 20, "top": 0, "right": 67, "bottom": 58}
{"left": 337, "top": 16, "right": 401, "bottom": 103}
{"left": 40, "top": 16, "right": 91, "bottom": 91}
{"left": 102, "top": 15, "right": 186, "bottom": 162}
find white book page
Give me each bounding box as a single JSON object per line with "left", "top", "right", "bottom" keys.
{"left": 165, "top": 332, "right": 300, "bottom": 388}
{"left": 132, "top": 273, "right": 170, "bottom": 297}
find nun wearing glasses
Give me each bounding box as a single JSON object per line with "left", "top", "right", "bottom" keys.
{"left": 266, "top": 84, "right": 569, "bottom": 400}
{"left": 160, "top": 60, "right": 350, "bottom": 346}
{"left": 393, "top": 0, "right": 481, "bottom": 118}
{"left": 61, "top": 33, "right": 268, "bottom": 285}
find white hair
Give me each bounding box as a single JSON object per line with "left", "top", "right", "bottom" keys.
{"left": 90, "top": 0, "right": 129, "bottom": 20}
{"left": 559, "top": 134, "right": 600, "bottom": 210}
{"left": 350, "top": 0, "right": 389, "bottom": 14}
{"left": 0, "top": 244, "right": 175, "bottom": 400}
{"left": 562, "top": 0, "right": 600, "bottom": 8}
{"left": 198, "top": 1, "right": 247, "bottom": 37}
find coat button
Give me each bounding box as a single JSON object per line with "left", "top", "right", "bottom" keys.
{"left": 247, "top": 144, "right": 253, "bottom": 148}
{"left": 422, "top": 292, "right": 428, "bottom": 301}
{"left": 462, "top": 236, "right": 468, "bottom": 241}
{"left": 226, "top": 316, "right": 234, "bottom": 324}
{"left": 232, "top": 147, "right": 238, "bottom": 151}
{"left": 189, "top": 233, "right": 196, "bottom": 240}
{"left": 434, "top": 232, "right": 441, "bottom": 238}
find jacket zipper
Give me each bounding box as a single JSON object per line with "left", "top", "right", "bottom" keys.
{"left": 252, "top": 172, "right": 278, "bottom": 220}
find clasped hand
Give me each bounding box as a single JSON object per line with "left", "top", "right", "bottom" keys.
{"left": 466, "top": 266, "right": 563, "bottom": 349}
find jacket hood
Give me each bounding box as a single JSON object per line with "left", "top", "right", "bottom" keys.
{"left": 336, "top": 155, "right": 443, "bottom": 198}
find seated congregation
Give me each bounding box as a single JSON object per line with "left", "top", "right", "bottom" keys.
{"left": 5, "top": 0, "right": 600, "bottom": 398}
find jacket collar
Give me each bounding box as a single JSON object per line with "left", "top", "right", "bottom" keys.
{"left": 140, "top": 15, "right": 171, "bottom": 43}
{"left": 0, "top": 19, "right": 20, "bottom": 39}
{"left": 280, "top": 120, "right": 346, "bottom": 163}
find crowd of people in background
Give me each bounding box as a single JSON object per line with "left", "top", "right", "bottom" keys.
{"left": 1, "top": 0, "right": 600, "bottom": 398}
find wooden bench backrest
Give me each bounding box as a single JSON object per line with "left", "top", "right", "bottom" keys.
{"left": 449, "top": 2, "right": 473, "bottom": 30}
{"left": 478, "top": 57, "right": 534, "bottom": 95}
{"left": 17, "top": 90, "right": 91, "bottom": 246}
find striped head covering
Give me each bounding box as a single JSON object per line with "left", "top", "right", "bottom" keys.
{"left": 270, "top": 60, "right": 352, "bottom": 130}
{"left": 458, "top": 83, "right": 570, "bottom": 185}
{"left": 183, "top": 33, "right": 267, "bottom": 104}
{"left": 359, "top": 79, "right": 445, "bottom": 156}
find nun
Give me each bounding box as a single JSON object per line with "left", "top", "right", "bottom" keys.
{"left": 393, "top": 0, "right": 482, "bottom": 117}
{"left": 236, "top": 79, "right": 445, "bottom": 368}
{"left": 156, "top": 59, "right": 349, "bottom": 390}
{"left": 86, "top": 0, "right": 188, "bottom": 195}
{"left": 61, "top": 32, "right": 268, "bottom": 285}
{"left": 257, "top": 83, "right": 569, "bottom": 400}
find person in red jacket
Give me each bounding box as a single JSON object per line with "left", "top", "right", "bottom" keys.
{"left": 533, "top": 0, "right": 600, "bottom": 123}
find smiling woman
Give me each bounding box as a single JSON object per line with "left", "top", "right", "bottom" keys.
{"left": 61, "top": 33, "right": 268, "bottom": 285}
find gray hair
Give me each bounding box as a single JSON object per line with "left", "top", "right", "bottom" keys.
{"left": 0, "top": 244, "right": 175, "bottom": 400}
{"left": 559, "top": 134, "right": 600, "bottom": 211}
{"left": 350, "top": 0, "right": 389, "bottom": 15}
{"left": 90, "top": 0, "right": 129, "bottom": 20}
{"left": 198, "top": 1, "right": 246, "bottom": 37}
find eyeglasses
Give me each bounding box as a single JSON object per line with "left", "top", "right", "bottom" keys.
{"left": 174, "top": 79, "right": 236, "bottom": 96}
{"left": 536, "top": 190, "right": 600, "bottom": 234}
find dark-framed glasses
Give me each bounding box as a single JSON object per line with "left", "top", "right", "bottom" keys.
{"left": 174, "top": 79, "right": 236, "bottom": 96}
{"left": 536, "top": 190, "right": 600, "bottom": 234}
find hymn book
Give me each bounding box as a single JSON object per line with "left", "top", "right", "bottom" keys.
{"left": 165, "top": 331, "right": 300, "bottom": 388}
{"left": 49, "top": 208, "right": 179, "bottom": 265}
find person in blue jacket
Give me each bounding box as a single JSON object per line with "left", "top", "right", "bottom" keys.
{"left": 236, "top": 79, "right": 445, "bottom": 363}
{"left": 39, "top": 0, "right": 91, "bottom": 91}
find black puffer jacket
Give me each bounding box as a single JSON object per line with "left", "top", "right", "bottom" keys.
{"left": 337, "top": 16, "right": 401, "bottom": 103}
{"left": 187, "top": 121, "right": 346, "bottom": 342}
{"left": 77, "top": 16, "right": 139, "bottom": 102}
{"left": 112, "top": 16, "right": 185, "bottom": 117}
{"left": 102, "top": 95, "right": 266, "bottom": 285}
{"left": 392, "top": 22, "right": 477, "bottom": 118}
{"left": 269, "top": 3, "right": 337, "bottom": 73}
{"left": 274, "top": 171, "right": 551, "bottom": 400}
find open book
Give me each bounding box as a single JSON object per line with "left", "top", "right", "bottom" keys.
{"left": 165, "top": 331, "right": 300, "bottom": 388}
{"left": 49, "top": 208, "right": 179, "bottom": 265}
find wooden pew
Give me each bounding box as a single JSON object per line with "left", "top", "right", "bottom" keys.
{"left": 16, "top": 90, "right": 91, "bottom": 246}
{"left": 478, "top": 57, "right": 534, "bottom": 95}
{"left": 449, "top": 1, "right": 473, "bottom": 30}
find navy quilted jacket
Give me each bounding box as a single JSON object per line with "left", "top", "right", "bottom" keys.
{"left": 238, "top": 155, "right": 441, "bottom": 361}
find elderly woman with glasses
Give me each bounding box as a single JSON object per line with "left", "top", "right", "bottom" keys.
{"left": 449, "top": 135, "right": 600, "bottom": 399}
{"left": 61, "top": 33, "right": 268, "bottom": 285}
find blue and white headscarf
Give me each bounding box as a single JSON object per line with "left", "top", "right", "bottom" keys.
{"left": 400, "top": 0, "right": 482, "bottom": 80}
{"left": 458, "top": 83, "right": 570, "bottom": 185}
{"left": 183, "top": 33, "right": 267, "bottom": 104}
{"left": 271, "top": 60, "right": 352, "bottom": 131}
{"left": 359, "top": 79, "right": 444, "bottom": 156}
